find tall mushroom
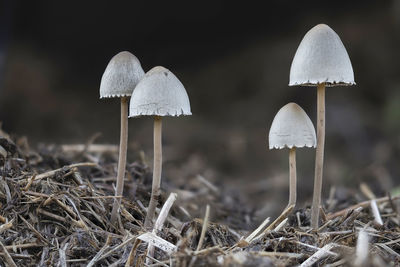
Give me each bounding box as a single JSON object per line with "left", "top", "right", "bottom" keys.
{"left": 129, "top": 66, "right": 191, "bottom": 228}
{"left": 100, "top": 51, "right": 145, "bottom": 225}
{"left": 289, "top": 24, "right": 355, "bottom": 228}
{"left": 269, "top": 103, "right": 316, "bottom": 210}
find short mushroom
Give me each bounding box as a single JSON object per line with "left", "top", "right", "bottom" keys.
{"left": 269, "top": 103, "right": 316, "bottom": 210}
{"left": 129, "top": 66, "right": 191, "bottom": 228}
{"left": 289, "top": 24, "right": 355, "bottom": 228}
{"left": 100, "top": 51, "right": 145, "bottom": 225}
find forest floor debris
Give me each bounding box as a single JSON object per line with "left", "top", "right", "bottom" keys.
{"left": 1, "top": 132, "right": 400, "bottom": 266}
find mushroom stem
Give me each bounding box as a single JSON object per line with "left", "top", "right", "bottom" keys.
{"left": 311, "top": 83, "right": 326, "bottom": 229}
{"left": 110, "top": 97, "right": 129, "bottom": 225}
{"left": 288, "top": 147, "right": 297, "bottom": 207}
{"left": 144, "top": 116, "right": 162, "bottom": 229}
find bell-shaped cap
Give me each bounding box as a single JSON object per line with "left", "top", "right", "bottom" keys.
{"left": 269, "top": 103, "right": 316, "bottom": 149}
{"left": 100, "top": 51, "right": 145, "bottom": 98}
{"left": 289, "top": 24, "right": 355, "bottom": 87}
{"left": 129, "top": 66, "right": 191, "bottom": 117}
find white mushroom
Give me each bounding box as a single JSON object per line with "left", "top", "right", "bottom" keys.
{"left": 289, "top": 24, "right": 355, "bottom": 86}
{"left": 100, "top": 51, "right": 145, "bottom": 98}
{"left": 289, "top": 24, "right": 355, "bottom": 228}
{"left": 100, "top": 51, "right": 145, "bottom": 225}
{"left": 269, "top": 103, "right": 316, "bottom": 208}
{"left": 129, "top": 66, "right": 191, "bottom": 228}
{"left": 130, "top": 66, "right": 191, "bottom": 117}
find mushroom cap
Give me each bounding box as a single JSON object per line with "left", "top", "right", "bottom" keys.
{"left": 129, "top": 66, "right": 191, "bottom": 117}
{"left": 289, "top": 24, "right": 355, "bottom": 87}
{"left": 269, "top": 103, "right": 316, "bottom": 149}
{"left": 100, "top": 51, "right": 145, "bottom": 98}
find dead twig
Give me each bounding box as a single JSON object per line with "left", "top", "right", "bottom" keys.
{"left": 61, "top": 144, "right": 118, "bottom": 154}
{"left": 264, "top": 204, "right": 294, "bottom": 232}
{"left": 0, "top": 240, "right": 17, "bottom": 267}
{"left": 58, "top": 243, "right": 68, "bottom": 267}
{"left": 371, "top": 200, "right": 383, "bottom": 226}
{"left": 0, "top": 219, "right": 13, "bottom": 234}
{"left": 32, "top": 162, "right": 98, "bottom": 182}
{"left": 300, "top": 243, "right": 339, "bottom": 267}
{"left": 327, "top": 195, "right": 400, "bottom": 220}
{"left": 244, "top": 217, "right": 270, "bottom": 244}
{"left": 147, "top": 193, "right": 178, "bottom": 264}
{"left": 87, "top": 235, "right": 112, "bottom": 267}
{"left": 354, "top": 229, "right": 369, "bottom": 266}
{"left": 188, "top": 205, "right": 211, "bottom": 267}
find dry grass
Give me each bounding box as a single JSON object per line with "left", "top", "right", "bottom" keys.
{"left": 1, "top": 131, "right": 400, "bottom": 266}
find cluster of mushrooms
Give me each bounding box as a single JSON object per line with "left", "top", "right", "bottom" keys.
{"left": 100, "top": 23, "right": 355, "bottom": 231}
{"left": 100, "top": 55, "right": 191, "bottom": 228}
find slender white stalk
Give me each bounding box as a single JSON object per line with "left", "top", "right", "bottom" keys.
{"left": 311, "top": 83, "right": 326, "bottom": 229}
{"left": 145, "top": 116, "right": 163, "bottom": 228}
{"left": 289, "top": 148, "right": 297, "bottom": 207}
{"left": 110, "top": 97, "right": 128, "bottom": 225}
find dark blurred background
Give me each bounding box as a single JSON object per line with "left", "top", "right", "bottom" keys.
{"left": 1, "top": 0, "right": 400, "bottom": 219}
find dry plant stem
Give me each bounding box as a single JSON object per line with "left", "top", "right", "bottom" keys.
{"left": 326, "top": 196, "right": 400, "bottom": 220}
{"left": 4, "top": 243, "right": 44, "bottom": 250}
{"left": 354, "top": 229, "right": 369, "bottom": 266}
{"left": 145, "top": 116, "right": 162, "bottom": 229}
{"left": 311, "top": 83, "right": 326, "bottom": 229}
{"left": 126, "top": 239, "right": 141, "bottom": 267}
{"left": 154, "top": 193, "right": 177, "bottom": 231}
{"left": 111, "top": 97, "right": 129, "bottom": 225}
{"left": 264, "top": 204, "right": 294, "bottom": 232}
{"left": 289, "top": 148, "right": 297, "bottom": 207}
{"left": 0, "top": 240, "right": 17, "bottom": 267}
{"left": 326, "top": 195, "right": 400, "bottom": 219}
{"left": 59, "top": 243, "right": 68, "bottom": 267}
{"left": 197, "top": 205, "right": 210, "bottom": 251}
{"left": 0, "top": 219, "right": 13, "bottom": 234}
{"left": 371, "top": 200, "right": 383, "bottom": 225}
{"left": 300, "top": 243, "right": 338, "bottom": 267}
{"left": 188, "top": 205, "right": 210, "bottom": 267}
{"left": 245, "top": 217, "right": 270, "bottom": 243}
{"left": 274, "top": 218, "right": 288, "bottom": 231}
{"left": 147, "top": 193, "right": 177, "bottom": 264}
{"left": 87, "top": 235, "right": 112, "bottom": 267}
{"left": 32, "top": 162, "right": 97, "bottom": 182}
